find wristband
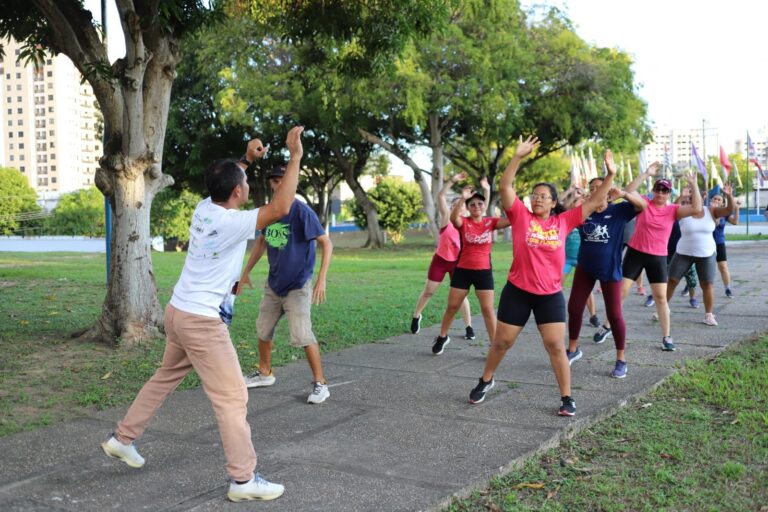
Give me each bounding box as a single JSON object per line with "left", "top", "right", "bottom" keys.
{"left": 239, "top": 155, "right": 251, "bottom": 167}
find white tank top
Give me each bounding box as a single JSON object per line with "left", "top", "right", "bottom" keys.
{"left": 676, "top": 207, "right": 716, "bottom": 257}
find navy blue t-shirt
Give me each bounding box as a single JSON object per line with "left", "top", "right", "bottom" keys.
{"left": 577, "top": 201, "right": 637, "bottom": 282}
{"left": 262, "top": 200, "right": 325, "bottom": 296}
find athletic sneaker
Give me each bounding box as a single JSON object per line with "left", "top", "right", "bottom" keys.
{"left": 610, "top": 360, "right": 627, "bottom": 379}
{"left": 589, "top": 314, "right": 600, "bottom": 328}
{"left": 703, "top": 312, "right": 718, "bottom": 326}
{"left": 558, "top": 396, "right": 576, "bottom": 416}
{"left": 245, "top": 369, "right": 276, "bottom": 388}
{"left": 227, "top": 473, "right": 285, "bottom": 502}
{"left": 307, "top": 382, "right": 330, "bottom": 404}
{"left": 101, "top": 434, "right": 145, "bottom": 468}
{"left": 465, "top": 325, "right": 476, "bottom": 340}
{"left": 469, "top": 377, "right": 495, "bottom": 404}
{"left": 689, "top": 297, "right": 700, "bottom": 309}
{"left": 410, "top": 315, "right": 421, "bottom": 334}
{"left": 644, "top": 295, "right": 655, "bottom": 307}
{"left": 432, "top": 335, "right": 450, "bottom": 355}
{"left": 662, "top": 336, "right": 676, "bottom": 351}
{"left": 725, "top": 287, "right": 733, "bottom": 298}
{"left": 566, "top": 347, "right": 582, "bottom": 366}
{"left": 593, "top": 325, "right": 612, "bottom": 344}
{"left": 680, "top": 285, "right": 689, "bottom": 296}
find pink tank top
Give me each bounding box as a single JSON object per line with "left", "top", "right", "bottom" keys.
{"left": 435, "top": 223, "right": 461, "bottom": 262}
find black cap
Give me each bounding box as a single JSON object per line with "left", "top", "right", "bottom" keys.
{"left": 464, "top": 191, "right": 486, "bottom": 206}
{"left": 267, "top": 165, "right": 286, "bottom": 178}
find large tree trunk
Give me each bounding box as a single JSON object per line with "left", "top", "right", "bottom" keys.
{"left": 357, "top": 128, "right": 438, "bottom": 241}
{"left": 335, "top": 147, "right": 384, "bottom": 248}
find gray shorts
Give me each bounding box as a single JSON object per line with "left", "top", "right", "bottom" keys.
{"left": 668, "top": 252, "right": 716, "bottom": 284}
{"left": 256, "top": 280, "right": 317, "bottom": 347}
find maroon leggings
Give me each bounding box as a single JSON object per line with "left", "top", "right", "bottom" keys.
{"left": 567, "top": 265, "right": 626, "bottom": 350}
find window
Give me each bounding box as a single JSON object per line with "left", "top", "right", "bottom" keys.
{"left": 16, "top": 96, "right": 21, "bottom": 102}
{"left": 6, "top": 108, "right": 10, "bottom": 114}
{"left": 19, "top": 166, "right": 25, "bottom": 172}
{"left": 16, "top": 84, "right": 21, "bottom": 90}
{"left": 46, "top": 71, "right": 52, "bottom": 77}
{"left": 16, "top": 108, "right": 21, "bottom": 114}
{"left": 18, "top": 143, "right": 24, "bottom": 149}
{"left": 5, "top": 85, "right": 10, "bottom": 91}
{"left": 48, "top": 107, "right": 53, "bottom": 113}
{"left": 17, "top": 119, "right": 22, "bottom": 125}
{"left": 46, "top": 59, "right": 52, "bottom": 65}
{"left": 14, "top": 49, "right": 20, "bottom": 55}
{"left": 15, "top": 72, "right": 20, "bottom": 78}
{"left": 8, "top": 143, "right": 12, "bottom": 149}
{"left": 9, "top": 155, "right": 13, "bottom": 161}
{"left": 17, "top": 131, "right": 23, "bottom": 137}
{"left": 48, "top": 94, "right": 53, "bottom": 100}
{"left": 6, "top": 120, "right": 11, "bottom": 126}
{"left": 6, "top": 97, "right": 10, "bottom": 103}
{"left": 8, "top": 131, "right": 12, "bottom": 138}
{"left": 47, "top": 83, "right": 52, "bottom": 89}
{"left": 51, "top": 177, "right": 57, "bottom": 183}
{"left": 51, "top": 165, "right": 56, "bottom": 171}
{"left": 19, "top": 154, "right": 24, "bottom": 160}
{"left": 51, "top": 154, "right": 55, "bottom": 160}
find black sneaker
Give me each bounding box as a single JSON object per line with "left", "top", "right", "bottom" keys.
{"left": 593, "top": 325, "right": 612, "bottom": 344}
{"left": 589, "top": 314, "right": 600, "bottom": 328}
{"left": 432, "top": 335, "right": 450, "bottom": 355}
{"left": 558, "top": 396, "right": 576, "bottom": 416}
{"left": 469, "top": 377, "right": 495, "bottom": 404}
{"left": 465, "top": 325, "right": 476, "bottom": 340}
{"left": 410, "top": 315, "right": 421, "bottom": 334}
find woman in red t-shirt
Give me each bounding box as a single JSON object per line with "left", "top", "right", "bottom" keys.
{"left": 410, "top": 173, "right": 484, "bottom": 338}
{"left": 431, "top": 184, "right": 510, "bottom": 355}
{"left": 468, "top": 136, "right": 617, "bottom": 418}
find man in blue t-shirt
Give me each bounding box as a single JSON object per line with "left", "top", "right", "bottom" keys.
{"left": 239, "top": 165, "right": 333, "bottom": 404}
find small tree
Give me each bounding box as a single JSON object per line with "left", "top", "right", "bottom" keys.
{"left": 150, "top": 188, "right": 202, "bottom": 249}
{"left": 45, "top": 187, "right": 104, "bottom": 237}
{"left": 0, "top": 167, "right": 42, "bottom": 235}
{"left": 351, "top": 177, "right": 425, "bottom": 244}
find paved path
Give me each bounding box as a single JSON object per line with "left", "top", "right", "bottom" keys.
{"left": 1, "top": 242, "right": 767, "bottom": 511}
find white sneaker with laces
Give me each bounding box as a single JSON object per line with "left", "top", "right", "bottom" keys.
{"left": 307, "top": 382, "right": 330, "bottom": 404}
{"left": 703, "top": 312, "right": 718, "bottom": 326}
{"left": 227, "top": 473, "right": 285, "bottom": 502}
{"left": 101, "top": 434, "right": 145, "bottom": 468}
{"left": 245, "top": 369, "right": 276, "bottom": 388}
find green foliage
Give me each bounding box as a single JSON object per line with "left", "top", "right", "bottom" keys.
{"left": 150, "top": 188, "right": 203, "bottom": 241}
{"left": 46, "top": 187, "right": 105, "bottom": 237}
{"left": 0, "top": 167, "right": 41, "bottom": 235}
{"left": 350, "top": 177, "right": 425, "bottom": 243}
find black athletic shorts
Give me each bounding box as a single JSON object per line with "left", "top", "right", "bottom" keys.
{"left": 450, "top": 267, "right": 494, "bottom": 291}
{"left": 622, "top": 246, "right": 668, "bottom": 284}
{"left": 497, "top": 281, "right": 566, "bottom": 326}
{"left": 716, "top": 243, "right": 727, "bottom": 262}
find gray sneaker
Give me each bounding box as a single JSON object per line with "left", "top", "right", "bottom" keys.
{"left": 307, "top": 382, "right": 330, "bottom": 404}
{"left": 245, "top": 369, "right": 276, "bottom": 388}
{"left": 101, "top": 434, "right": 145, "bottom": 468}
{"left": 566, "top": 347, "right": 583, "bottom": 366}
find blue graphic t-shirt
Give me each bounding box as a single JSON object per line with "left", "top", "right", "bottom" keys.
{"left": 263, "top": 200, "right": 325, "bottom": 296}
{"left": 578, "top": 201, "right": 637, "bottom": 282}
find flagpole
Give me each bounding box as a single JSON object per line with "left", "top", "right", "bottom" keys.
{"left": 746, "top": 131, "right": 750, "bottom": 235}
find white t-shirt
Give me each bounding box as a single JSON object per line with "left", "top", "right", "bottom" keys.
{"left": 677, "top": 207, "right": 716, "bottom": 257}
{"left": 170, "top": 198, "right": 259, "bottom": 318}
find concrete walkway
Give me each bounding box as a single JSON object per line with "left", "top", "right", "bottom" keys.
{"left": 1, "top": 242, "right": 766, "bottom": 511}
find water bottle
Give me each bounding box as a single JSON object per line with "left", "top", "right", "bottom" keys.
{"left": 219, "top": 282, "right": 238, "bottom": 326}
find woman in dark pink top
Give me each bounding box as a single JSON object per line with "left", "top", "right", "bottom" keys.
{"left": 468, "top": 137, "right": 617, "bottom": 417}
{"left": 431, "top": 183, "right": 510, "bottom": 355}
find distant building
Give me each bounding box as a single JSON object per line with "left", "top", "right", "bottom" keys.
{"left": 0, "top": 37, "right": 101, "bottom": 203}
{"left": 643, "top": 127, "right": 708, "bottom": 169}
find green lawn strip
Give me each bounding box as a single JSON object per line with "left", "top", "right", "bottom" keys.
{"left": 445, "top": 335, "right": 768, "bottom": 512}
{"left": 725, "top": 233, "right": 768, "bottom": 241}
{"left": 0, "top": 242, "right": 515, "bottom": 436}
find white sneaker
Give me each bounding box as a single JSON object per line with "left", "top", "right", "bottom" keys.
{"left": 245, "top": 369, "right": 276, "bottom": 388}
{"left": 703, "top": 313, "right": 718, "bottom": 326}
{"left": 227, "top": 473, "right": 285, "bottom": 502}
{"left": 307, "top": 382, "right": 330, "bottom": 404}
{"left": 101, "top": 434, "right": 145, "bottom": 468}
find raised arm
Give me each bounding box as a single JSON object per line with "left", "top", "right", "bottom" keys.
{"left": 676, "top": 171, "right": 703, "bottom": 219}
{"left": 499, "top": 135, "right": 540, "bottom": 210}
{"left": 710, "top": 183, "right": 736, "bottom": 220}
{"left": 437, "top": 173, "right": 464, "bottom": 227}
{"left": 625, "top": 161, "right": 660, "bottom": 193}
{"left": 581, "top": 150, "right": 617, "bottom": 219}
{"left": 451, "top": 186, "right": 473, "bottom": 229}
{"left": 617, "top": 188, "right": 647, "bottom": 212}
{"left": 256, "top": 126, "right": 304, "bottom": 230}
{"left": 727, "top": 196, "right": 741, "bottom": 225}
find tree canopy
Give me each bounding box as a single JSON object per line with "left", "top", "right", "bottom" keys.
{"left": 0, "top": 167, "right": 42, "bottom": 235}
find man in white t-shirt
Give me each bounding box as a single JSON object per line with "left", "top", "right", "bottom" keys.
{"left": 100, "top": 127, "right": 304, "bottom": 503}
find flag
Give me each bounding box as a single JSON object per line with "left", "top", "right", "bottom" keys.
{"left": 733, "top": 161, "right": 743, "bottom": 187}
{"left": 719, "top": 146, "right": 732, "bottom": 179}
{"left": 747, "top": 132, "right": 766, "bottom": 185}
{"left": 710, "top": 160, "right": 722, "bottom": 187}
{"left": 691, "top": 142, "right": 708, "bottom": 181}
{"left": 626, "top": 159, "right": 633, "bottom": 183}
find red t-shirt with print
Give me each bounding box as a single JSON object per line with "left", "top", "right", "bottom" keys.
{"left": 456, "top": 216, "right": 501, "bottom": 270}
{"left": 505, "top": 199, "right": 584, "bottom": 295}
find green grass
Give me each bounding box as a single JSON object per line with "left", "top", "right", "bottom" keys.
{"left": 725, "top": 233, "right": 768, "bottom": 241}
{"left": 445, "top": 335, "right": 768, "bottom": 512}
{"left": 0, "top": 238, "right": 516, "bottom": 436}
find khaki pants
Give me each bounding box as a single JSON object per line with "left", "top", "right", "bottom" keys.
{"left": 116, "top": 304, "right": 257, "bottom": 481}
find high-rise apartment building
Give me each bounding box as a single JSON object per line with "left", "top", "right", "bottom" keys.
{"left": 0, "top": 37, "right": 101, "bottom": 201}
{"left": 643, "top": 127, "right": 710, "bottom": 169}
